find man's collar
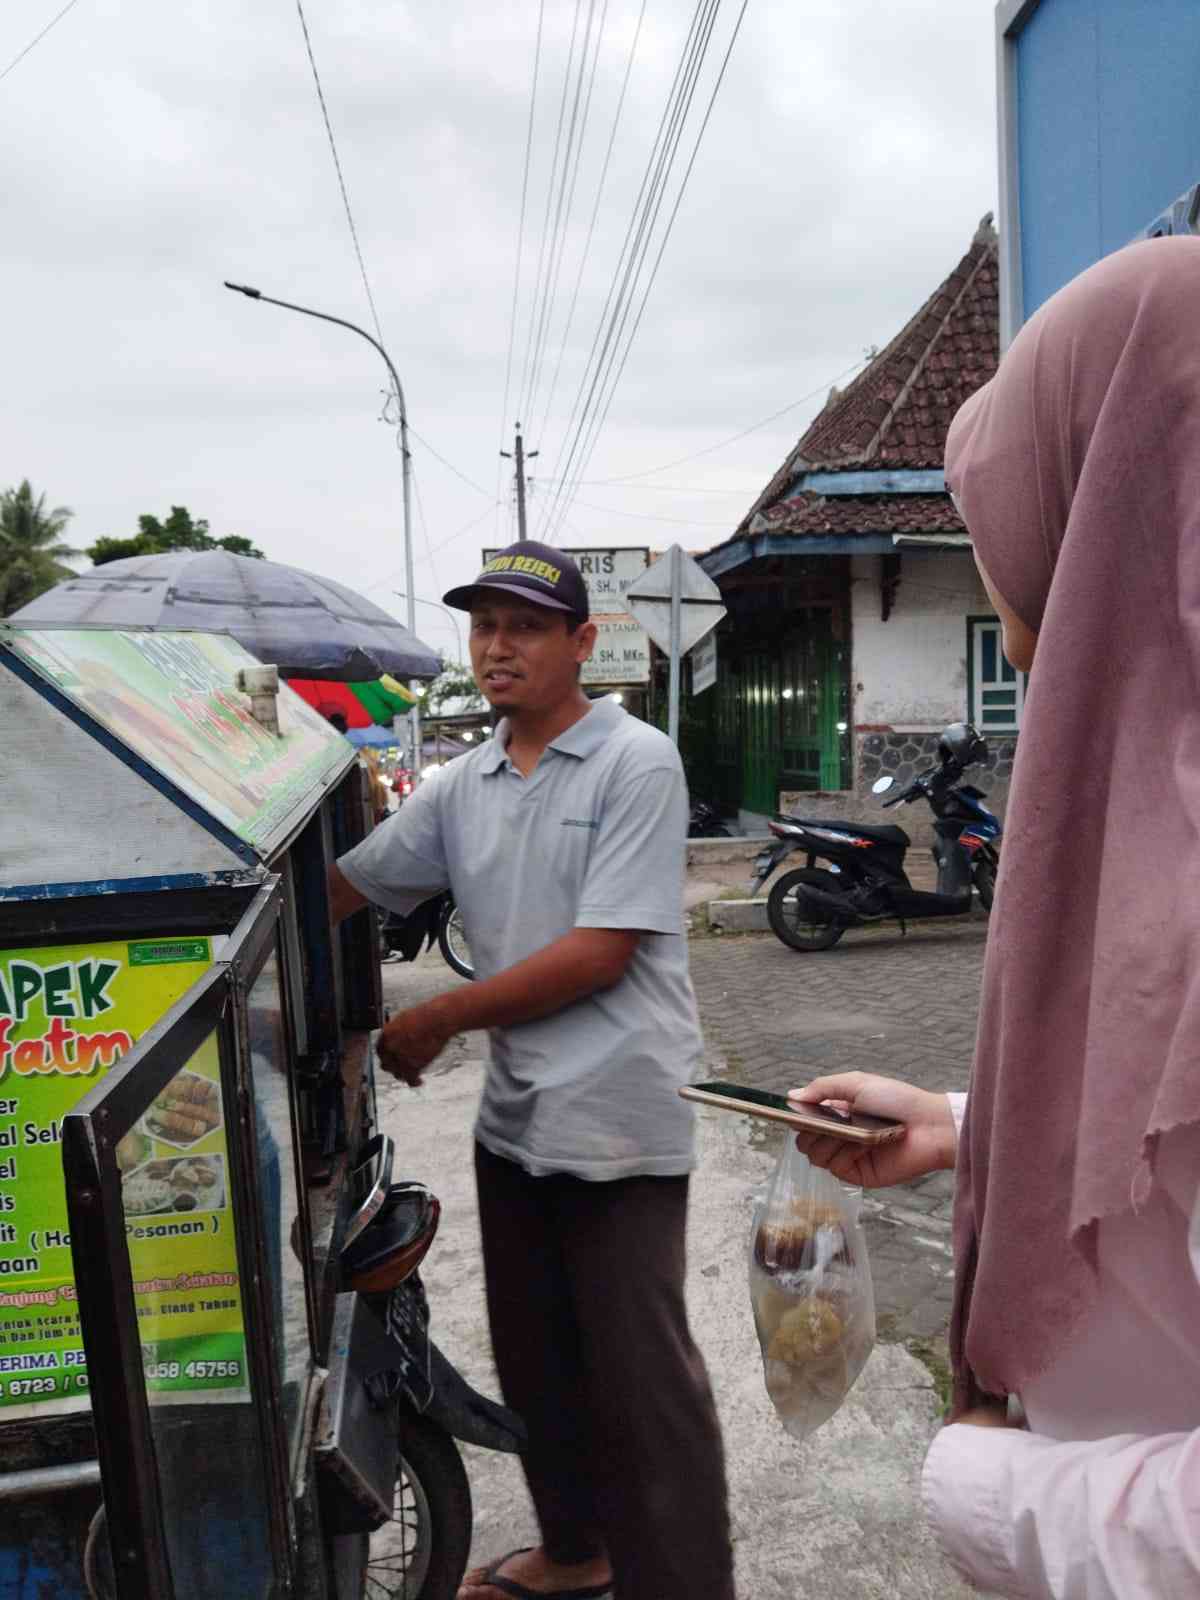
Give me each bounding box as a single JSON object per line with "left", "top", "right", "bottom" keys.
{"left": 548, "top": 698, "right": 623, "bottom": 759}
{"left": 479, "top": 700, "right": 622, "bottom": 774}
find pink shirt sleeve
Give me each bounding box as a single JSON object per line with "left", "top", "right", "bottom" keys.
{"left": 922, "top": 1421, "right": 1200, "bottom": 1598}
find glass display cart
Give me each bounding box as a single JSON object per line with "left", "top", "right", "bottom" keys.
{"left": 0, "top": 622, "right": 403, "bottom": 1599}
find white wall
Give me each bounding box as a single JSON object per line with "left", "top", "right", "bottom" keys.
{"left": 851, "top": 550, "right": 992, "bottom": 729}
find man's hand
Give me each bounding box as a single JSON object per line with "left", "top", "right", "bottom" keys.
{"left": 787, "top": 1071, "right": 958, "bottom": 1189}
{"left": 377, "top": 1001, "right": 456, "bottom": 1086}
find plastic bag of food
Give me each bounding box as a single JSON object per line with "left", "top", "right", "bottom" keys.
{"left": 749, "top": 1141, "right": 875, "bottom": 1442}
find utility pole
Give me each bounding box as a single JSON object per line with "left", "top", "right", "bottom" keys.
{"left": 501, "top": 424, "right": 538, "bottom": 541}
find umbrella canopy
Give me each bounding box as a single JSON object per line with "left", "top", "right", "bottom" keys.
{"left": 11, "top": 550, "right": 443, "bottom": 682}
{"left": 288, "top": 673, "right": 418, "bottom": 729}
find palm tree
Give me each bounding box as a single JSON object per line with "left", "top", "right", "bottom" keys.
{"left": 0, "top": 480, "right": 80, "bottom": 615}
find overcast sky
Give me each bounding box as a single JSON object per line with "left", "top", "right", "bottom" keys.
{"left": 1, "top": 0, "right": 998, "bottom": 666}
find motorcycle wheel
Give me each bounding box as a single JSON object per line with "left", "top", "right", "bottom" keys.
{"left": 973, "top": 853, "right": 997, "bottom": 912}
{"left": 437, "top": 900, "right": 475, "bottom": 981}
{"left": 767, "top": 868, "right": 847, "bottom": 952}
{"left": 363, "top": 1413, "right": 473, "bottom": 1600}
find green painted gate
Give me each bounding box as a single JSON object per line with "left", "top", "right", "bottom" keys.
{"left": 739, "top": 611, "right": 844, "bottom": 813}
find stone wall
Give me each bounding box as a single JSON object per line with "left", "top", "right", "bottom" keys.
{"left": 782, "top": 730, "right": 1016, "bottom": 846}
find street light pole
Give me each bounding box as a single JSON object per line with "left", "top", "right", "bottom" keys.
{"left": 393, "top": 592, "right": 463, "bottom": 665}
{"left": 223, "top": 280, "right": 423, "bottom": 774}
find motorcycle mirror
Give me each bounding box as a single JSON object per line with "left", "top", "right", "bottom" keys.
{"left": 871, "top": 775, "right": 895, "bottom": 795}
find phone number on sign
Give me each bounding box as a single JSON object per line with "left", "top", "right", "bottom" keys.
{"left": 0, "top": 1373, "right": 90, "bottom": 1398}
{"left": 144, "top": 1360, "right": 242, "bottom": 1382}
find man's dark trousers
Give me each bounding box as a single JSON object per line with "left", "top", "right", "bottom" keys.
{"left": 475, "top": 1142, "right": 735, "bottom": 1600}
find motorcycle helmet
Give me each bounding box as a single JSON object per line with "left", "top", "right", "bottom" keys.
{"left": 937, "top": 721, "right": 987, "bottom": 770}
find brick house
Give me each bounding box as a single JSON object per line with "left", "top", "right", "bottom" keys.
{"left": 688, "top": 215, "right": 1020, "bottom": 831}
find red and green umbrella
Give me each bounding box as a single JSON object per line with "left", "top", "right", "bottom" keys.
{"left": 286, "top": 673, "right": 419, "bottom": 729}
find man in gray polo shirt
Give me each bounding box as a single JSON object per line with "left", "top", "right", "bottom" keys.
{"left": 329, "top": 542, "right": 733, "bottom": 1600}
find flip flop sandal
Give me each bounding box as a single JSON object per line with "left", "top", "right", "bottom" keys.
{"left": 469, "top": 1547, "right": 612, "bottom": 1600}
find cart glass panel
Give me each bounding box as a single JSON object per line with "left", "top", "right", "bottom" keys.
{"left": 124, "top": 1028, "right": 277, "bottom": 1596}
{"left": 247, "top": 943, "right": 315, "bottom": 1470}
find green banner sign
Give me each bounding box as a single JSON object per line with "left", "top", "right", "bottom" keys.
{"left": 0, "top": 937, "right": 248, "bottom": 1417}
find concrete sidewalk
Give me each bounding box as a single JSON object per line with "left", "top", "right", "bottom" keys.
{"left": 376, "top": 1053, "right": 971, "bottom": 1599}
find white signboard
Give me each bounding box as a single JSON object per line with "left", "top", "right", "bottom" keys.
{"left": 483, "top": 547, "right": 649, "bottom": 614}
{"left": 691, "top": 631, "right": 717, "bottom": 695}
{"left": 581, "top": 618, "right": 651, "bottom": 686}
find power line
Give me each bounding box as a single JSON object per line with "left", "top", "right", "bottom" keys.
{"left": 569, "top": 497, "right": 732, "bottom": 526}
{"left": 496, "top": 0, "right": 547, "bottom": 528}
{"left": 516, "top": 0, "right": 587, "bottom": 428}
{"left": 546, "top": 0, "right": 750, "bottom": 540}
{"left": 536, "top": 0, "right": 722, "bottom": 541}
{"left": 0, "top": 0, "right": 82, "bottom": 84}
{"left": 532, "top": 0, "right": 648, "bottom": 452}
{"left": 588, "top": 355, "right": 871, "bottom": 482}
{"left": 407, "top": 423, "right": 493, "bottom": 498}
{"left": 294, "top": 0, "right": 385, "bottom": 347}
{"left": 522, "top": 0, "right": 610, "bottom": 432}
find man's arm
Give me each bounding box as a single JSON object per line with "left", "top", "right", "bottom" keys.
{"left": 328, "top": 864, "right": 368, "bottom": 926}
{"left": 377, "top": 926, "right": 639, "bottom": 1084}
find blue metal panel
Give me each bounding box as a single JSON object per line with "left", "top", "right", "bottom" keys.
{"left": 789, "top": 468, "right": 946, "bottom": 497}
{"left": 701, "top": 534, "right": 899, "bottom": 577}
{"left": 1015, "top": 0, "right": 1200, "bottom": 317}
{"left": 0, "top": 870, "right": 260, "bottom": 902}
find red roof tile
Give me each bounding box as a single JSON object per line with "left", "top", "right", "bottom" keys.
{"left": 715, "top": 215, "right": 999, "bottom": 552}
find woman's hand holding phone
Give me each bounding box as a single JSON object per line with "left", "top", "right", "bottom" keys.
{"left": 788, "top": 1073, "right": 958, "bottom": 1189}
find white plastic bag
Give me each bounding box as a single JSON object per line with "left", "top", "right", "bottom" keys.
{"left": 748, "top": 1141, "right": 875, "bottom": 1442}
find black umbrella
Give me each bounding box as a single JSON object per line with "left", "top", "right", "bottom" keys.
{"left": 11, "top": 550, "right": 443, "bottom": 681}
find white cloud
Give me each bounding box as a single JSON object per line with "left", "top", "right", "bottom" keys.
{"left": 1, "top": 0, "right": 998, "bottom": 664}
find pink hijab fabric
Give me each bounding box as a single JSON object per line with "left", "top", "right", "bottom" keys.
{"left": 944, "top": 236, "right": 1200, "bottom": 1410}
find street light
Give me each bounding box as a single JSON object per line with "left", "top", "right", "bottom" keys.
{"left": 223, "top": 279, "right": 423, "bottom": 773}
{"left": 393, "top": 592, "right": 463, "bottom": 665}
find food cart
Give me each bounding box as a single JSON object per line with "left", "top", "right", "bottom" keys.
{"left": 0, "top": 621, "right": 419, "bottom": 1598}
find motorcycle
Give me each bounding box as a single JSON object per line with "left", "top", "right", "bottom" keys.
{"left": 689, "top": 798, "right": 732, "bottom": 838}
{"left": 749, "top": 722, "right": 1002, "bottom": 952}
{"left": 379, "top": 892, "right": 474, "bottom": 980}
{"left": 333, "top": 1134, "right": 525, "bottom": 1599}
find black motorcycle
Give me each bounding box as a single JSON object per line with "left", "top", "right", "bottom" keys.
{"left": 749, "top": 722, "right": 1002, "bottom": 952}
{"left": 689, "top": 798, "right": 732, "bottom": 838}
{"left": 334, "top": 1135, "right": 525, "bottom": 1599}
{"left": 380, "top": 892, "right": 474, "bottom": 980}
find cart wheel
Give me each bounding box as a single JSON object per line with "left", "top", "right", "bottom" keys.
{"left": 364, "top": 1413, "right": 472, "bottom": 1600}
{"left": 437, "top": 901, "right": 474, "bottom": 981}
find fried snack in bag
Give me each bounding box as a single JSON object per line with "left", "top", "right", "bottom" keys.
{"left": 749, "top": 1142, "right": 875, "bottom": 1442}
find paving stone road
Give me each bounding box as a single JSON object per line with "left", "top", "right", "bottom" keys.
{"left": 381, "top": 912, "right": 990, "bottom": 1365}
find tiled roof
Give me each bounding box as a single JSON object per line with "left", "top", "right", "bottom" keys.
{"left": 718, "top": 215, "right": 999, "bottom": 551}
{"left": 754, "top": 492, "right": 964, "bottom": 538}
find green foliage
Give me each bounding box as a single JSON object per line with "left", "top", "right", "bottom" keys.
{"left": 0, "top": 480, "right": 79, "bottom": 614}
{"left": 87, "top": 506, "right": 264, "bottom": 566}
{"left": 422, "top": 666, "right": 484, "bottom": 715}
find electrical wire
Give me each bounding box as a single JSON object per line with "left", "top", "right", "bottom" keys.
{"left": 532, "top": 0, "right": 648, "bottom": 453}
{"left": 587, "top": 355, "right": 871, "bottom": 482}
{"left": 522, "top": 0, "right": 609, "bottom": 433}
{"left": 496, "top": 0, "right": 547, "bottom": 532}
{"left": 294, "top": 0, "right": 386, "bottom": 348}
{"left": 545, "top": 0, "right": 750, "bottom": 540}
{"left": 535, "top": 0, "right": 721, "bottom": 541}
{"left": 407, "top": 423, "right": 494, "bottom": 498}
{"left": 515, "top": 0, "right": 587, "bottom": 428}
{"left": 0, "top": 0, "right": 81, "bottom": 84}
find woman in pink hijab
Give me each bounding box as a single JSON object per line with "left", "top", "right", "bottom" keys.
{"left": 791, "top": 235, "right": 1200, "bottom": 1598}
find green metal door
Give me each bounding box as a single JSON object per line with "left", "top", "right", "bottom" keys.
{"left": 741, "top": 652, "right": 781, "bottom": 814}
{"left": 780, "top": 612, "right": 844, "bottom": 792}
